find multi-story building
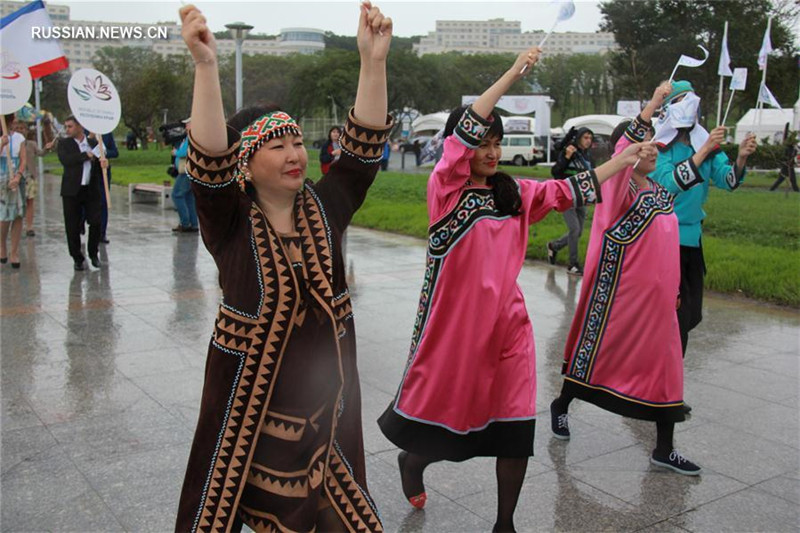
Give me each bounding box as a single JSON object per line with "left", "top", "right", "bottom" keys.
{"left": 413, "top": 18, "right": 616, "bottom": 56}
{"left": 1, "top": 1, "right": 325, "bottom": 71}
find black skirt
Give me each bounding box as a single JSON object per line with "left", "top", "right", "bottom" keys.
{"left": 378, "top": 404, "right": 535, "bottom": 462}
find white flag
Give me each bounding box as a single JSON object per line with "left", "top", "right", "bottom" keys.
{"left": 669, "top": 45, "right": 709, "bottom": 81}
{"left": 757, "top": 17, "right": 772, "bottom": 71}
{"left": 555, "top": 0, "right": 576, "bottom": 22}
{"left": 757, "top": 83, "right": 781, "bottom": 108}
{"left": 718, "top": 22, "right": 733, "bottom": 76}
{"left": 729, "top": 68, "right": 748, "bottom": 91}
{"left": 677, "top": 45, "right": 710, "bottom": 68}
{"left": 0, "top": 0, "right": 68, "bottom": 79}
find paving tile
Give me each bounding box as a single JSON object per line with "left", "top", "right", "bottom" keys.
{"left": 669, "top": 487, "right": 800, "bottom": 532}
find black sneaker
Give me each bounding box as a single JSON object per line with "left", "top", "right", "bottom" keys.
{"left": 74, "top": 261, "right": 86, "bottom": 271}
{"left": 90, "top": 256, "right": 102, "bottom": 268}
{"left": 683, "top": 402, "right": 692, "bottom": 415}
{"left": 566, "top": 264, "right": 583, "bottom": 276}
{"left": 546, "top": 242, "right": 557, "bottom": 265}
{"left": 650, "top": 450, "right": 702, "bottom": 476}
{"left": 550, "top": 400, "right": 570, "bottom": 440}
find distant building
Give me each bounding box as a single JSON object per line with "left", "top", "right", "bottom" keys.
{"left": 1, "top": 1, "right": 325, "bottom": 71}
{"left": 413, "top": 18, "right": 616, "bottom": 56}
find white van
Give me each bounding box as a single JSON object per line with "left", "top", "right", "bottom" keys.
{"left": 499, "top": 134, "right": 544, "bottom": 166}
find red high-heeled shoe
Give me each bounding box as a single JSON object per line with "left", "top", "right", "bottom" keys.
{"left": 398, "top": 451, "right": 427, "bottom": 509}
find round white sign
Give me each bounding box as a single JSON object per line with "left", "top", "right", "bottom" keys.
{"left": 67, "top": 68, "right": 121, "bottom": 134}
{"left": 0, "top": 51, "right": 33, "bottom": 115}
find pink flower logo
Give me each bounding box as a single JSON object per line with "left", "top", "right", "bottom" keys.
{"left": 72, "top": 75, "right": 113, "bottom": 101}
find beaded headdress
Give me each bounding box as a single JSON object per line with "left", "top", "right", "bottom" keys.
{"left": 235, "top": 110, "right": 302, "bottom": 189}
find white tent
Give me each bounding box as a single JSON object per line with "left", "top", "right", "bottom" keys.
{"left": 410, "top": 112, "right": 449, "bottom": 137}
{"left": 562, "top": 114, "right": 628, "bottom": 136}
{"left": 735, "top": 108, "right": 795, "bottom": 144}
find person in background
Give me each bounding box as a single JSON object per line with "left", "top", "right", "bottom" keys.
{"left": 769, "top": 124, "right": 798, "bottom": 192}
{"left": 57, "top": 116, "right": 108, "bottom": 270}
{"left": 547, "top": 126, "right": 595, "bottom": 275}
{"left": 381, "top": 139, "right": 391, "bottom": 170}
{"left": 319, "top": 125, "right": 342, "bottom": 175}
{"left": 171, "top": 118, "right": 198, "bottom": 233}
{"left": 18, "top": 121, "right": 55, "bottom": 237}
{"left": 1, "top": 114, "right": 27, "bottom": 268}
{"left": 98, "top": 132, "right": 118, "bottom": 243}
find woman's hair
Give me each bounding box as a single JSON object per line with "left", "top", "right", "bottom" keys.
{"left": 227, "top": 103, "right": 283, "bottom": 132}
{"left": 442, "top": 105, "right": 519, "bottom": 217}
{"left": 327, "top": 126, "right": 342, "bottom": 141}
{"left": 488, "top": 172, "right": 521, "bottom": 217}
{"left": 442, "top": 105, "right": 504, "bottom": 141}
{"left": 609, "top": 119, "right": 632, "bottom": 149}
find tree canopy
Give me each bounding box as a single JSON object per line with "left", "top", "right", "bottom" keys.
{"left": 600, "top": 0, "right": 799, "bottom": 125}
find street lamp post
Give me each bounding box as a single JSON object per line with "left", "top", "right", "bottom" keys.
{"left": 545, "top": 97, "right": 555, "bottom": 165}
{"left": 225, "top": 22, "right": 254, "bottom": 111}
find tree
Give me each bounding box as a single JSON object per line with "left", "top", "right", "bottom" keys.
{"left": 600, "top": 0, "right": 799, "bottom": 126}
{"left": 93, "top": 47, "right": 193, "bottom": 148}
{"left": 39, "top": 69, "right": 71, "bottom": 120}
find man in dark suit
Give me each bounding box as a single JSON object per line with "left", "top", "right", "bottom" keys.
{"left": 58, "top": 116, "right": 108, "bottom": 270}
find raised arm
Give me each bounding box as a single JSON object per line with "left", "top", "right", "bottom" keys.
{"left": 471, "top": 46, "right": 540, "bottom": 121}
{"left": 315, "top": 1, "right": 394, "bottom": 231}
{"left": 353, "top": 1, "right": 391, "bottom": 126}
{"left": 180, "top": 4, "right": 226, "bottom": 153}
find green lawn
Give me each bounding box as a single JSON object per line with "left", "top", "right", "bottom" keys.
{"left": 42, "top": 148, "right": 799, "bottom": 306}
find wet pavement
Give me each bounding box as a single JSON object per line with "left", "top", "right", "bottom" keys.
{"left": 2, "top": 177, "right": 798, "bottom": 532}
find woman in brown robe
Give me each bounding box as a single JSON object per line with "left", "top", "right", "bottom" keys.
{"left": 174, "top": 3, "right": 393, "bottom": 532}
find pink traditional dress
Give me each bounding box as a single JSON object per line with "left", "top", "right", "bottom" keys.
{"left": 379, "top": 106, "right": 601, "bottom": 460}
{"left": 560, "top": 115, "right": 691, "bottom": 423}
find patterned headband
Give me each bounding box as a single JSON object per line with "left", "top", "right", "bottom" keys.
{"left": 235, "top": 110, "right": 302, "bottom": 187}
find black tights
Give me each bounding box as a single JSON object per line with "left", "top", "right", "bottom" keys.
{"left": 552, "top": 387, "right": 675, "bottom": 456}
{"left": 399, "top": 452, "right": 528, "bottom": 532}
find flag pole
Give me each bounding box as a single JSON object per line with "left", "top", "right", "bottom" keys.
{"left": 34, "top": 79, "right": 45, "bottom": 183}
{"left": 716, "top": 21, "right": 728, "bottom": 127}
{"left": 757, "top": 16, "right": 772, "bottom": 128}
{"left": 721, "top": 89, "right": 736, "bottom": 128}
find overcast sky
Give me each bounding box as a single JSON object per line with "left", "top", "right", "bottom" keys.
{"left": 52, "top": 0, "right": 606, "bottom": 37}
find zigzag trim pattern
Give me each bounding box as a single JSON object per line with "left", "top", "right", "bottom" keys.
{"left": 186, "top": 130, "right": 240, "bottom": 188}
{"left": 340, "top": 108, "right": 393, "bottom": 164}
{"left": 326, "top": 446, "right": 384, "bottom": 532}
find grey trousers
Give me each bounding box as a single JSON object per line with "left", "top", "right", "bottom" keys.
{"left": 550, "top": 206, "right": 586, "bottom": 266}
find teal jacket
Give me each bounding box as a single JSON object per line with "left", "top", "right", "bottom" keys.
{"left": 651, "top": 141, "right": 744, "bottom": 247}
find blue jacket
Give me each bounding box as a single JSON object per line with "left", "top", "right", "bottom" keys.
{"left": 651, "top": 141, "right": 744, "bottom": 247}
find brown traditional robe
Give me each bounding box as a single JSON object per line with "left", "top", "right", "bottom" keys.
{"left": 175, "top": 109, "right": 392, "bottom": 533}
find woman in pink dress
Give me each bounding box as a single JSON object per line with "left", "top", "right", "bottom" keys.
{"left": 378, "top": 48, "right": 656, "bottom": 532}
{"left": 550, "top": 82, "right": 703, "bottom": 475}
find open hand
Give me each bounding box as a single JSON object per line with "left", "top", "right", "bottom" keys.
{"left": 357, "top": 1, "right": 392, "bottom": 62}
{"left": 180, "top": 4, "right": 217, "bottom": 66}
